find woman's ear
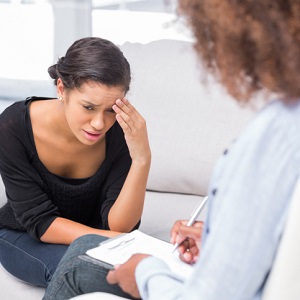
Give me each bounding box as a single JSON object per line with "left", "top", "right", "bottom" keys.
{"left": 56, "top": 78, "right": 65, "bottom": 99}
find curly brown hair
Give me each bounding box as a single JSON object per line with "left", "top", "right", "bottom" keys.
{"left": 178, "top": 0, "right": 300, "bottom": 103}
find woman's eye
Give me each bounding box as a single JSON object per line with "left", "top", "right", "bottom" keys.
{"left": 107, "top": 108, "right": 116, "bottom": 114}
{"left": 83, "top": 105, "right": 94, "bottom": 111}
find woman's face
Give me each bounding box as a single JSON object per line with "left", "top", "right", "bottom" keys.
{"left": 58, "top": 79, "right": 125, "bottom": 146}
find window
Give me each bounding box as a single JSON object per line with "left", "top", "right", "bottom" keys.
{"left": 0, "top": 0, "right": 191, "bottom": 99}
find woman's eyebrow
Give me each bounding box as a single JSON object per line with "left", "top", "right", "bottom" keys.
{"left": 81, "top": 100, "right": 101, "bottom": 106}
{"left": 81, "top": 99, "right": 115, "bottom": 109}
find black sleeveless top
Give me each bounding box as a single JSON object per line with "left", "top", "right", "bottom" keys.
{"left": 0, "top": 97, "right": 133, "bottom": 240}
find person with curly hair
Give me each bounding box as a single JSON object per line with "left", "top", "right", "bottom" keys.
{"left": 43, "top": 1, "right": 300, "bottom": 299}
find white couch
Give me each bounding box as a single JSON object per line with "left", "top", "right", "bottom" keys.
{"left": 0, "top": 39, "right": 255, "bottom": 299}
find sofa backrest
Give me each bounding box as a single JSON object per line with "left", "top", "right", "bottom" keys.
{"left": 0, "top": 40, "right": 256, "bottom": 202}
{"left": 120, "top": 40, "right": 255, "bottom": 196}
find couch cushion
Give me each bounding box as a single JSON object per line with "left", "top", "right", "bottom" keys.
{"left": 0, "top": 264, "right": 44, "bottom": 299}
{"left": 120, "top": 40, "right": 255, "bottom": 196}
{"left": 139, "top": 190, "right": 207, "bottom": 242}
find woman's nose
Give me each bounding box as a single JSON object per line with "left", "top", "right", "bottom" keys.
{"left": 90, "top": 113, "right": 105, "bottom": 130}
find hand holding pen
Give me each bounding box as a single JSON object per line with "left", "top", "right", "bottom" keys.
{"left": 170, "top": 196, "right": 208, "bottom": 263}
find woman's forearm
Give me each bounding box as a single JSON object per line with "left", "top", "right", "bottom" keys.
{"left": 40, "top": 217, "right": 121, "bottom": 244}
{"left": 109, "top": 97, "right": 151, "bottom": 232}
{"left": 108, "top": 158, "right": 151, "bottom": 232}
{"left": 40, "top": 155, "right": 150, "bottom": 244}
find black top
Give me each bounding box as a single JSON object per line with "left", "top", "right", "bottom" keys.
{"left": 0, "top": 97, "right": 134, "bottom": 240}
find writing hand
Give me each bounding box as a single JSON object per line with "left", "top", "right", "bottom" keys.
{"left": 170, "top": 220, "right": 204, "bottom": 264}
{"left": 106, "top": 253, "right": 150, "bottom": 299}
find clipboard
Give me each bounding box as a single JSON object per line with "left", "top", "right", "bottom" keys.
{"left": 85, "top": 230, "right": 193, "bottom": 278}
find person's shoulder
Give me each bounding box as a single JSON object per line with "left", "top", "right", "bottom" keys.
{"left": 259, "top": 99, "right": 300, "bottom": 139}
{"left": 0, "top": 99, "right": 30, "bottom": 143}
{"left": 0, "top": 99, "right": 27, "bottom": 121}
{"left": 244, "top": 99, "right": 300, "bottom": 137}
{"left": 233, "top": 99, "right": 300, "bottom": 165}
{"left": 260, "top": 99, "right": 300, "bottom": 120}
{"left": 0, "top": 96, "right": 53, "bottom": 121}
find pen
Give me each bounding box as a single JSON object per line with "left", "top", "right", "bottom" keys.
{"left": 172, "top": 196, "right": 208, "bottom": 253}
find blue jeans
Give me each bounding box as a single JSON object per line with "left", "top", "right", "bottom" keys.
{"left": 43, "top": 234, "right": 135, "bottom": 300}
{"left": 0, "top": 228, "right": 68, "bottom": 287}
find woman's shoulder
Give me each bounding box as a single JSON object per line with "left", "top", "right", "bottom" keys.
{"left": 224, "top": 99, "right": 300, "bottom": 180}
{"left": 0, "top": 99, "right": 27, "bottom": 123}
{"left": 0, "top": 100, "right": 30, "bottom": 158}
{"left": 0, "top": 97, "right": 40, "bottom": 144}
{"left": 258, "top": 99, "right": 300, "bottom": 125}
{"left": 0, "top": 96, "right": 54, "bottom": 121}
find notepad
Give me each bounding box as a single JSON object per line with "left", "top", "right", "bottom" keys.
{"left": 86, "top": 230, "right": 193, "bottom": 279}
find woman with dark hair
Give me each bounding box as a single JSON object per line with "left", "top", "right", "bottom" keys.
{"left": 43, "top": 1, "right": 300, "bottom": 299}
{"left": 0, "top": 37, "right": 151, "bottom": 289}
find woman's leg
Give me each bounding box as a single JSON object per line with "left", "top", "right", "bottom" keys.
{"left": 43, "top": 234, "right": 134, "bottom": 300}
{"left": 0, "top": 228, "right": 68, "bottom": 287}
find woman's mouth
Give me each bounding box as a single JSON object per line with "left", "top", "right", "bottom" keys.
{"left": 83, "top": 130, "right": 102, "bottom": 141}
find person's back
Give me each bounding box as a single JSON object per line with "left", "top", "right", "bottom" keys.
{"left": 108, "top": 1, "right": 300, "bottom": 298}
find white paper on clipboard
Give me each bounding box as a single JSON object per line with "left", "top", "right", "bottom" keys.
{"left": 86, "top": 230, "right": 193, "bottom": 279}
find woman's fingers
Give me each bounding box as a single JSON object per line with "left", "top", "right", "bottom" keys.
{"left": 113, "top": 98, "right": 150, "bottom": 163}
{"left": 113, "top": 98, "right": 142, "bottom": 133}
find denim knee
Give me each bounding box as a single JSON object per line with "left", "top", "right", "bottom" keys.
{"left": 0, "top": 228, "right": 68, "bottom": 287}
{"left": 44, "top": 254, "right": 132, "bottom": 300}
